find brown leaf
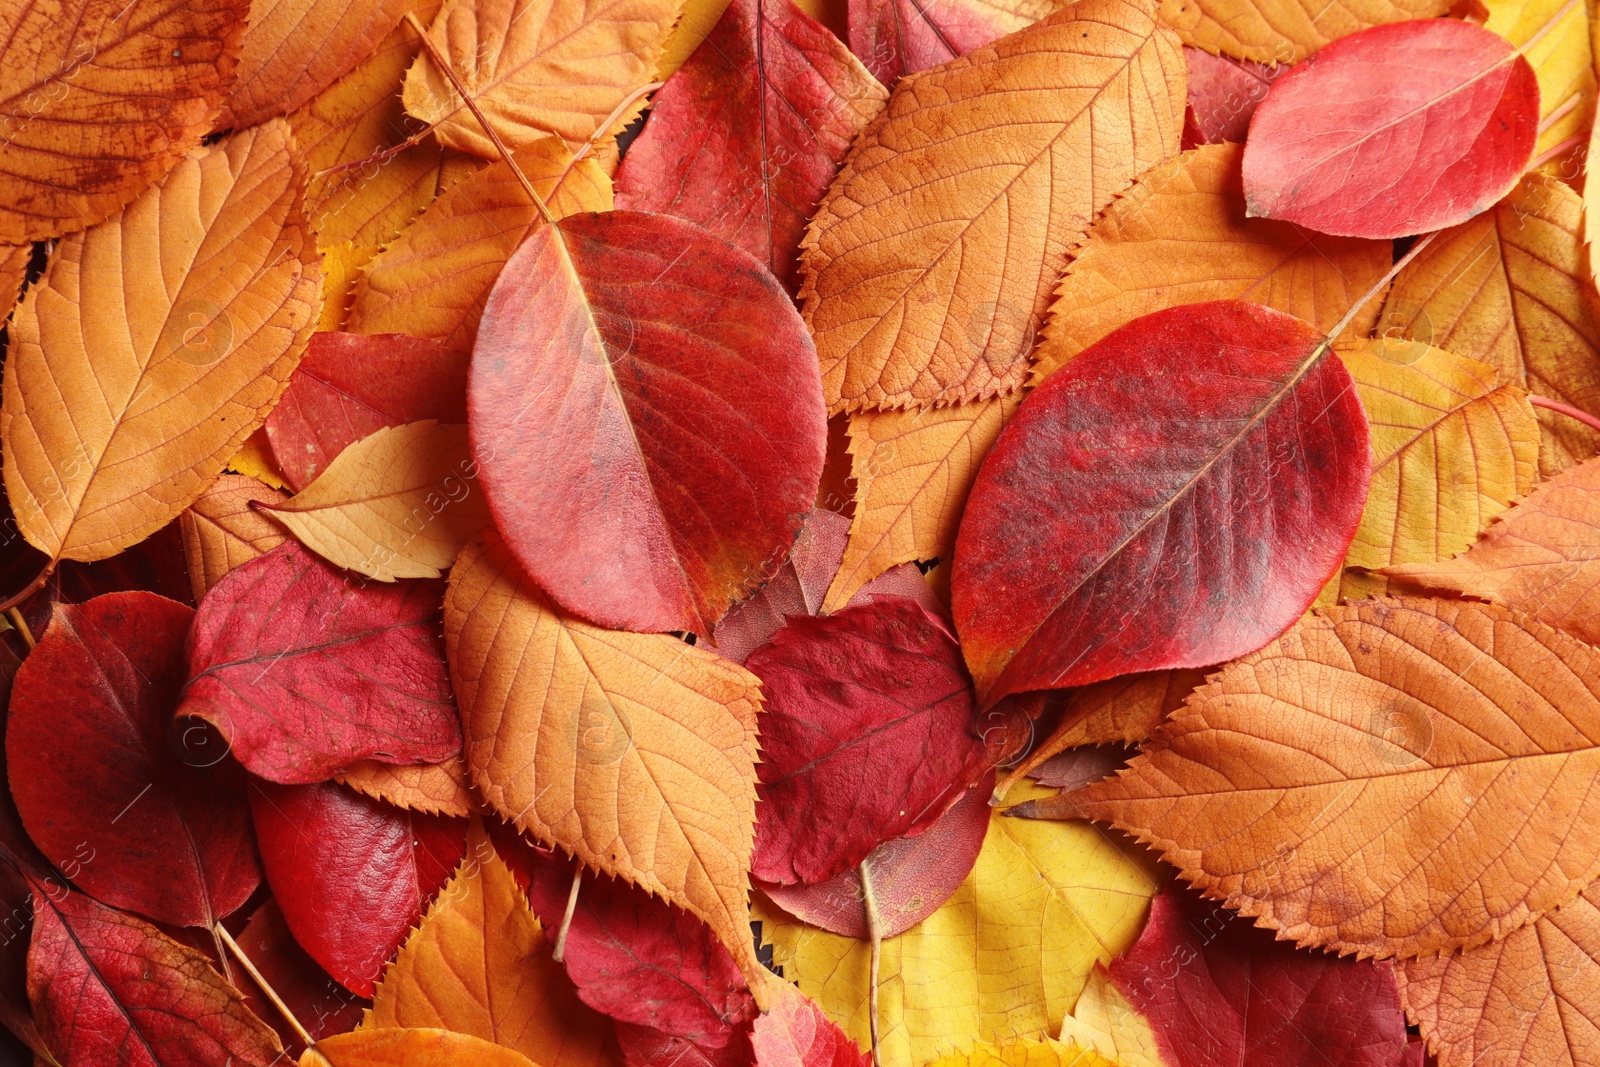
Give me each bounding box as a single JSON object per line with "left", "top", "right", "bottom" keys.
{"left": 179, "top": 473, "right": 289, "bottom": 601}
{"left": 799, "top": 0, "right": 1185, "bottom": 413}
{"left": 2, "top": 119, "right": 320, "bottom": 563}
{"left": 1158, "top": 0, "right": 1451, "bottom": 63}
{"left": 0, "top": 244, "right": 30, "bottom": 317}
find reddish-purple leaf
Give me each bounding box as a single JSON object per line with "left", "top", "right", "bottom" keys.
{"left": 951, "top": 300, "right": 1369, "bottom": 706}
{"left": 234, "top": 899, "right": 370, "bottom": 1056}
{"left": 1110, "top": 884, "right": 1411, "bottom": 1067}
{"left": 1182, "top": 46, "right": 1284, "bottom": 145}
{"left": 752, "top": 985, "right": 869, "bottom": 1067}
{"left": 264, "top": 332, "right": 470, "bottom": 492}
{"left": 7, "top": 592, "right": 260, "bottom": 928}
{"left": 26, "top": 879, "right": 283, "bottom": 1067}
{"left": 470, "top": 211, "right": 828, "bottom": 635}
{"left": 847, "top": 0, "right": 1011, "bottom": 85}
{"left": 180, "top": 541, "right": 459, "bottom": 783}
{"left": 249, "top": 780, "right": 466, "bottom": 997}
{"left": 1241, "top": 19, "right": 1538, "bottom": 239}
{"left": 614, "top": 0, "right": 886, "bottom": 291}
{"left": 759, "top": 771, "right": 991, "bottom": 938}
{"left": 747, "top": 597, "right": 989, "bottom": 885}
{"left": 1028, "top": 745, "right": 1131, "bottom": 791}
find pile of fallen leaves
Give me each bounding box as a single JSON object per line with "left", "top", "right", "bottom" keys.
{"left": 0, "top": 0, "right": 1598, "bottom": 1064}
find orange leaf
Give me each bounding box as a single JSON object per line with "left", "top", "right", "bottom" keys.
{"left": 0, "top": 0, "right": 248, "bottom": 243}
{"left": 336, "top": 758, "right": 476, "bottom": 818}
{"left": 178, "top": 472, "right": 289, "bottom": 601}
{"left": 2, "top": 119, "right": 320, "bottom": 563}
{"left": 1, "top": 243, "right": 30, "bottom": 317}
{"left": 798, "top": 0, "right": 1184, "bottom": 414}
{"left": 443, "top": 531, "right": 770, "bottom": 1002}
{"left": 1056, "top": 597, "right": 1600, "bottom": 959}
{"left": 312, "top": 1028, "right": 538, "bottom": 1067}
{"left": 1159, "top": 0, "right": 1452, "bottom": 63}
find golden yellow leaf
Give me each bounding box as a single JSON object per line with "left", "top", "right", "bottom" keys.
{"left": 823, "top": 395, "right": 1020, "bottom": 611}
{"left": 265, "top": 421, "right": 490, "bottom": 581}
{"left": 1157, "top": 0, "right": 1452, "bottom": 63}
{"left": 1335, "top": 339, "right": 1541, "bottom": 600}
{"left": 227, "top": 426, "right": 291, "bottom": 490}
{"left": 218, "top": 0, "right": 413, "bottom": 128}
{"left": 348, "top": 138, "right": 611, "bottom": 350}
{"left": 1396, "top": 882, "right": 1600, "bottom": 1067}
{"left": 0, "top": 0, "right": 248, "bottom": 243}
{"left": 2, "top": 119, "right": 319, "bottom": 563}
{"left": 1377, "top": 173, "right": 1600, "bottom": 474}
{"left": 337, "top": 758, "right": 477, "bottom": 817}
{"left": 365, "top": 827, "right": 620, "bottom": 1067}
{"left": 1056, "top": 965, "right": 1168, "bottom": 1067}
{"left": 924, "top": 1037, "right": 1117, "bottom": 1067}
{"left": 1060, "top": 597, "right": 1600, "bottom": 959}
{"left": 1, "top": 244, "right": 30, "bottom": 319}
{"left": 754, "top": 783, "right": 1159, "bottom": 1067}
{"left": 1485, "top": 0, "right": 1595, "bottom": 161}
{"left": 317, "top": 241, "right": 368, "bottom": 332}
{"left": 1385, "top": 454, "right": 1600, "bottom": 647}
{"left": 443, "top": 531, "right": 769, "bottom": 999}
{"left": 798, "top": 0, "right": 1185, "bottom": 414}
{"left": 313, "top": 1028, "right": 538, "bottom": 1067}
{"left": 1031, "top": 143, "right": 1390, "bottom": 384}
{"left": 178, "top": 472, "right": 289, "bottom": 601}
{"left": 402, "top": 0, "right": 681, "bottom": 157}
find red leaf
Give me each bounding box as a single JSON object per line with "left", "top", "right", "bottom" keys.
{"left": 248, "top": 780, "right": 466, "bottom": 997}
{"left": 613, "top": 0, "right": 886, "bottom": 291}
{"left": 470, "top": 211, "right": 828, "bottom": 635}
{"left": 618, "top": 1021, "right": 755, "bottom": 1067}
{"left": 1183, "top": 46, "right": 1284, "bottom": 145}
{"left": 7, "top": 592, "right": 260, "bottom": 928}
{"left": 951, "top": 300, "right": 1369, "bottom": 705}
{"left": 264, "top": 332, "right": 470, "bottom": 492}
{"left": 1109, "top": 883, "right": 1411, "bottom": 1067}
{"left": 234, "top": 899, "right": 370, "bottom": 1055}
{"left": 517, "top": 838, "right": 757, "bottom": 1047}
{"left": 747, "top": 597, "right": 989, "bottom": 885}
{"left": 847, "top": 0, "right": 1011, "bottom": 85}
{"left": 751, "top": 984, "right": 869, "bottom": 1067}
{"left": 180, "top": 541, "right": 460, "bottom": 783}
{"left": 1241, "top": 19, "right": 1538, "bottom": 239}
{"left": 759, "top": 770, "right": 991, "bottom": 938}
{"left": 26, "top": 879, "right": 283, "bottom": 1067}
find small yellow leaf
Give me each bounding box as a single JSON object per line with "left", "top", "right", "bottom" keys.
{"left": 227, "top": 427, "right": 290, "bottom": 490}
{"left": 178, "top": 472, "right": 289, "bottom": 601}
{"left": 1057, "top": 966, "right": 1168, "bottom": 1067}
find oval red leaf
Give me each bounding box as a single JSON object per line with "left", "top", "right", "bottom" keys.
{"left": 952, "top": 300, "right": 1369, "bottom": 706}
{"left": 470, "top": 210, "right": 828, "bottom": 635}
{"left": 7, "top": 592, "right": 260, "bottom": 928}
{"left": 249, "top": 780, "right": 467, "bottom": 997}
{"left": 1241, "top": 19, "right": 1538, "bottom": 239}
{"left": 180, "top": 541, "right": 460, "bottom": 783}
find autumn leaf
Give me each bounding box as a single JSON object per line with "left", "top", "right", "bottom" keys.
{"left": 314, "top": 1027, "right": 538, "bottom": 1067}
{"left": 1159, "top": 0, "right": 1450, "bottom": 64}
{"left": 1376, "top": 172, "right": 1600, "bottom": 473}
{"left": 337, "top": 758, "right": 477, "bottom": 818}
{"left": 1181, "top": 46, "right": 1282, "bottom": 144}
{"left": 2, "top": 119, "right": 321, "bottom": 563}
{"left": 1242, "top": 20, "right": 1539, "bottom": 239}
{"left": 443, "top": 531, "right": 771, "bottom": 999}
{"left": 27, "top": 880, "right": 284, "bottom": 1067}
{"left": 365, "top": 827, "right": 620, "bottom": 1067}
{"left": 613, "top": 0, "right": 887, "bottom": 291}
{"left": 847, "top": 0, "right": 1055, "bottom": 85}
{"left": 178, "top": 473, "right": 289, "bottom": 601}
{"left": 264, "top": 421, "right": 490, "bottom": 581}
{"left": 1030, "top": 142, "right": 1391, "bottom": 383}
{"left": 232, "top": 899, "right": 369, "bottom": 1055}
{"left": 799, "top": 0, "right": 1185, "bottom": 413}
{"left": 953, "top": 300, "right": 1370, "bottom": 706}
{"left": 264, "top": 332, "right": 469, "bottom": 492}
{"left": 228, "top": 426, "right": 291, "bottom": 490}
{"left": 180, "top": 541, "right": 459, "bottom": 783}
{"left": 1052, "top": 597, "right": 1600, "bottom": 959}
{"left": 250, "top": 779, "right": 467, "bottom": 997}
{"left": 923, "top": 1038, "right": 1115, "bottom": 1067}
{"left": 401, "top": 0, "right": 681, "bottom": 155}
{"left": 470, "top": 210, "right": 827, "bottom": 635}
{"left": 7, "top": 593, "right": 260, "bottom": 928}
{"left": 0, "top": 245, "right": 30, "bottom": 318}
{"left": 1484, "top": 0, "right": 1594, "bottom": 162}
{"left": 0, "top": 0, "right": 249, "bottom": 243}
{"left": 751, "top": 983, "right": 870, "bottom": 1067}
{"left": 1055, "top": 964, "right": 1167, "bottom": 1067}
{"left": 1385, "top": 454, "right": 1600, "bottom": 646}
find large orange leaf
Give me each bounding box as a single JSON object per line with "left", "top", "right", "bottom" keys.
{"left": 1030, "top": 142, "right": 1390, "bottom": 384}
{"left": 365, "top": 827, "right": 621, "bottom": 1067}
{"left": 0, "top": 0, "right": 248, "bottom": 243}
{"left": 1377, "top": 172, "right": 1600, "bottom": 473}
{"left": 443, "top": 532, "right": 770, "bottom": 1001}
{"left": 1159, "top": 0, "right": 1451, "bottom": 63}
{"left": 1052, "top": 597, "right": 1600, "bottom": 959}
{"left": 313, "top": 1028, "right": 538, "bottom": 1067}
{"left": 401, "top": 0, "right": 681, "bottom": 156}
{"left": 798, "top": 0, "right": 1184, "bottom": 414}
{"left": 2, "top": 119, "right": 320, "bottom": 564}
{"left": 1386, "top": 455, "right": 1600, "bottom": 647}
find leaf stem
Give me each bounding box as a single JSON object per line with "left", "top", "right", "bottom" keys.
{"left": 1529, "top": 394, "right": 1600, "bottom": 434}
{"left": 860, "top": 862, "right": 883, "bottom": 1067}
{"left": 552, "top": 866, "right": 582, "bottom": 962}
{"left": 1528, "top": 134, "right": 1586, "bottom": 172}
{"left": 1537, "top": 92, "right": 1583, "bottom": 135}
{"left": 213, "top": 921, "right": 318, "bottom": 1052}
{"left": 6, "top": 609, "right": 34, "bottom": 650}
{"left": 402, "top": 11, "right": 555, "bottom": 225}
{"left": 1324, "top": 230, "right": 1439, "bottom": 343}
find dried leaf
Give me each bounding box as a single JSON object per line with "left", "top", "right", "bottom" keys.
{"left": 1181, "top": 46, "right": 1282, "bottom": 144}
{"left": 751, "top": 984, "right": 869, "bottom": 1067}
{"left": 1057, "top": 597, "right": 1600, "bottom": 959}
{"left": 847, "top": 0, "right": 1055, "bottom": 85}
{"left": 314, "top": 1027, "right": 538, "bottom": 1067}
{"left": 0, "top": 245, "right": 30, "bottom": 317}
{"left": 1159, "top": 0, "right": 1450, "bottom": 64}
{"left": 229, "top": 427, "right": 291, "bottom": 490}
{"left": 337, "top": 758, "right": 476, "bottom": 817}
{"left": 799, "top": 0, "right": 1185, "bottom": 413}
{"left": 0, "top": 0, "right": 249, "bottom": 242}
{"left": 233, "top": 899, "right": 369, "bottom": 1055}
{"left": 2, "top": 119, "right": 320, "bottom": 563}
{"left": 923, "top": 1038, "right": 1115, "bottom": 1067}
{"left": 443, "top": 532, "right": 769, "bottom": 997}
{"left": 1031, "top": 143, "right": 1391, "bottom": 383}
{"left": 1055, "top": 965, "right": 1167, "bottom": 1067}
{"left": 1485, "top": 0, "right": 1595, "bottom": 161}
{"left": 179, "top": 473, "right": 289, "bottom": 601}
